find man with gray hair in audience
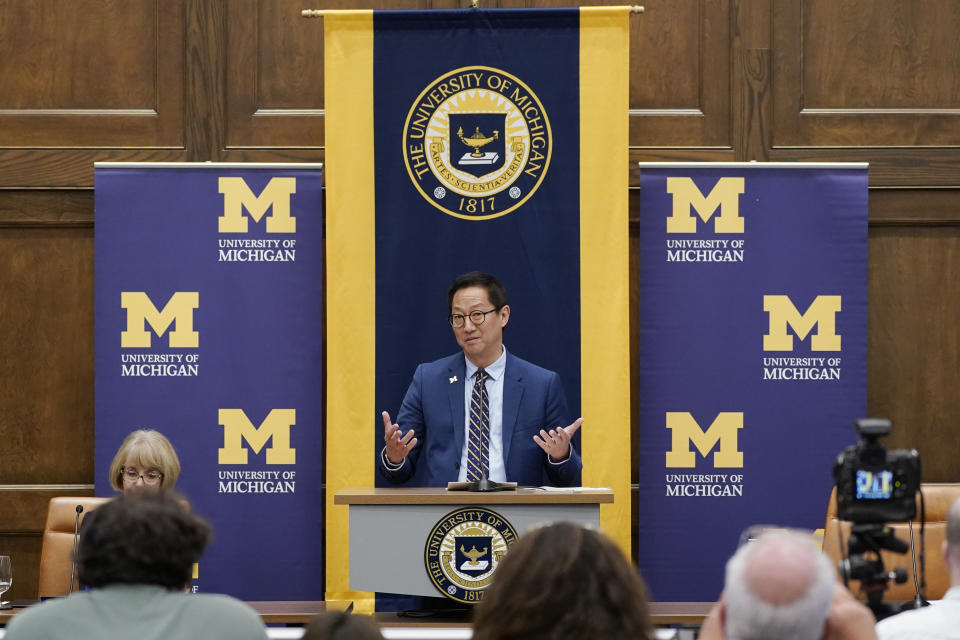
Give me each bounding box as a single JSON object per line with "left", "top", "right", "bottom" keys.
{"left": 698, "top": 529, "right": 877, "bottom": 640}
{"left": 876, "top": 497, "right": 960, "bottom": 639}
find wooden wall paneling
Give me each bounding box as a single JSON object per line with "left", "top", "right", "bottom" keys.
{"left": 801, "top": 2, "right": 960, "bottom": 112}
{"left": 0, "top": 191, "right": 94, "bottom": 228}
{"left": 0, "top": 486, "right": 94, "bottom": 599}
{"left": 185, "top": 0, "right": 228, "bottom": 161}
{"left": 767, "top": 148, "right": 960, "bottom": 188}
{"left": 0, "top": 0, "right": 189, "bottom": 187}
{"left": 869, "top": 188, "right": 960, "bottom": 226}
{"left": 773, "top": 0, "right": 960, "bottom": 145}
{"left": 222, "top": 0, "right": 462, "bottom": 162}
{"left": 867, "top": 222, "right": 960, "bottom": 482}
{"left": 0, "top": 487, "right": 95, "bottom": 533}
{"left": 770, "top": 0, "right": 960, "bottom": 185}
{"left": 0, "top": 190, "right": 95, "bottom": 599}
{"left": 0, "top": 226, "right": 94, "bottom": 483}
{"left": 0, "top": 533, "right": 42, "bottom": 601}
{"left": 628, "top": 0, "right": 738, "bottom": 183}
{"left": 224, "top": 0, "right": 325, "bottom": 154}
{"left": 629, "top": 0, "right": 732, "bottom": 149}
{"left": 0, "top": 149, "right": 183, "bottom": 190}
{"left": 734, "top": 47, "right": 770, "bottom": 161}
{"left": 731, "top": 0, "right": 771, "bottom": 161}
{"left": 0, "top": 0, "right": 184, "bottom": 146}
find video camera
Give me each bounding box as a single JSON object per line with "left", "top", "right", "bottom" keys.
{"left": 832, "top": 418, "right": 921, "bottom": 524}
{"left": 831, "top": 418, "right": 923, "bottom": 620}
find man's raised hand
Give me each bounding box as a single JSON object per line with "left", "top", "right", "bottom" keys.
{"left": 382, "top": 411, "right": 418, "bottom": 464}
{"left": 533, "top": 417, "right": 584, "bottom": 462}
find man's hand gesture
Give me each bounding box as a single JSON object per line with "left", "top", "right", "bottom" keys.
{"left": 533, "top": 417, "right": 584, "bottom": 462}
{"left": 382, "top": 411, "right": 418, "bottom": 465}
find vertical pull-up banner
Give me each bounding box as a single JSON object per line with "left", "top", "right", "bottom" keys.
{"left": 637, "top": 163, "right": 868, "bottom": 600}
{"left": 94, "top": 163, "right": 324, "bottom": 599}
{"left": 325, "top": 8, "right": 630, "bottom": 606}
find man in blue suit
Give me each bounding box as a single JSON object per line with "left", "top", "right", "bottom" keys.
{"left": 378, "top": 271, "right": 582, "bottom": 487}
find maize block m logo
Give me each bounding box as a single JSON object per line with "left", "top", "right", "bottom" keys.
{"left": 764, "top": 295, "right": 841, "bottom": 351}
{"left": 666, "top": 412, "right": 743, "bottom": 468}
{"left": 219, "top": 409, "right": 296, "bottom": 465}
{"left": 219, "top": 177, "right": 296, "bottom": 233}
{"left": 666, "top": 177, "right": 745, "bottom": 234}
{"left": 121, "top": 292, "right": 199, "bottom": 348}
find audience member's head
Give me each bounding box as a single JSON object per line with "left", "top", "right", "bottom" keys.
{"left": 109, "top": 429, "right": 182, "bottom": 493}
{"left": 78, "top": 491, "right": 210, "bottom": 590}
{"left": 944, "top": 497, "right": 960, "bottom": 584}
{"left": 471, "top": 522, "right": 653, "bottom": 640}
{"left": 302, "top": 611, "right": 382, "bottom": 640}
{"left": 723, "top": 531, "right": 836, "bottom": 640}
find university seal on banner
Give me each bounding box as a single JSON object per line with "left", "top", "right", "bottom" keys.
{"left": 403, "top": 66, "right": 552, "bottom": 220}
{"left": 424, "top": 507, "right": 518, "bottom": 603}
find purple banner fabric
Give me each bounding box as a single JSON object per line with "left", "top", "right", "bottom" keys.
{"left": 637, "top": 164, "right": 867, "bottom": 601}
{"left": 94, "top": 164, "right": 324, "bottom": 600}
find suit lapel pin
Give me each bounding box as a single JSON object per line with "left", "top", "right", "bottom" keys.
{"left": 449, "top": 375, "right": 458, "bottom": 383}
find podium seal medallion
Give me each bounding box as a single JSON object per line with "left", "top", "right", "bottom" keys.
{"left": 403, "top": 65, "right": 552, "bottom": 221}
{"left": 424, "top": 506, "right": 519, "bottom": 603}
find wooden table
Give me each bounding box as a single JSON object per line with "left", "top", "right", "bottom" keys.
{"left": 0, "top": 601, "right": 330, "bottom": 626}
{"left": 3, "top": 600, "right": 712, "bottom": 627}
{"left": 649, "top": 602, "right": 714, "bottom": 625}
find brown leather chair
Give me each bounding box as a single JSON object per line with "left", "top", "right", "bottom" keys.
{"left": 37, "top": 496, "right": 111, "bottom": 598}
{"left": 822, "top": 484, "right": 960, "bottom": 601}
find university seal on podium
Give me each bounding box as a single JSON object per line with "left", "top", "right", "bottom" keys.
{"left": 424, "top": 507, "right": 519, "bottom": 603}
{"left": 403, "top": 65, "right": 552, "bottom": 221}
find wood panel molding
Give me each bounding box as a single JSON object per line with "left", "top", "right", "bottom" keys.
{"left": 0, "top": 227, "right": 94, "bottom": 484}
{"left": 0, "top": 1, "right": 189, "bottom": 186}
{"left": 869, "top": 188, "right": 960, "bottom": 226}
{"left": 629, "top": 0, "right": 732, "bottom": 149}
{"left": 0, "top": 190, "right": 94, "bottom": 228}
{"left": 0, "top": 1, "right": 185, "bottom": 149}
{"left": 770, "top": 0, "right": 960, "bottom": 185}
{"left": 225, "top": 0, "right": 327, "bottom": 151}
{"left": 0, "top": 485, "right": 96, "bottom": 533}
{"left": 868, "top": 226, "right": 960, "bottom": 482}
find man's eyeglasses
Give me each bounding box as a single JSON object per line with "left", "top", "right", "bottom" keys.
{"left": 448, "top": 308, "right": 500, "bottom": 328}
{"left": 122, "top": 467, "right": 163, "bottom": 485}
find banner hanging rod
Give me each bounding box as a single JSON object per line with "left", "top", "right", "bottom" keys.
{"left": 302, "top": 6, "right": 644, "bottom": 18}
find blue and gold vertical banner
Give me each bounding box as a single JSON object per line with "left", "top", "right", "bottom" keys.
{"left": 325, "top": 8, "right": 630, "bottom": 605}
{"left": 94, "top": 163, "right": 324, "bottom": 599}
{"left": 637, "top": 163, "right": 868, "bottom": 600}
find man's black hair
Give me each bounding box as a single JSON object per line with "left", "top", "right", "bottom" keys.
{"left": 447, "top": 271, "right": 509, "bottom": 311}
{"left": 78, "top": 490, "right": 211, "bottom": 590}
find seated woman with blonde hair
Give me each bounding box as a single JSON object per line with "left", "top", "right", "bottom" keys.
{"left": 109, "top": 429, "right": 181, "bottom": 494}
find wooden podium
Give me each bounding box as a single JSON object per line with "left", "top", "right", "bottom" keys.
{"left": 335, "top": 487, "right": 613, "bottom": 599}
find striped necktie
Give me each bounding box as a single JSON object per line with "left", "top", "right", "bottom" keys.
{"left": 467, "top": 368, "right": 490, "bottom": 481}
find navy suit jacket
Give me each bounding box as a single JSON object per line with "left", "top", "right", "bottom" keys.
{"left": 378, "top": 352, "right": 582, "bottom": 487}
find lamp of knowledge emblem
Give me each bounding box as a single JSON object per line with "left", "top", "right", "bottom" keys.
{"left": 424, "top": 507, "right": 519, "bottom": 603}
{"left": 403, "top": 66, "right": 552, "bottom": 221}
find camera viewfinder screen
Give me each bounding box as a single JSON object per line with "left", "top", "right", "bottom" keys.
{"left": 856, "top": 469, "right": 893, "bottom": 500}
